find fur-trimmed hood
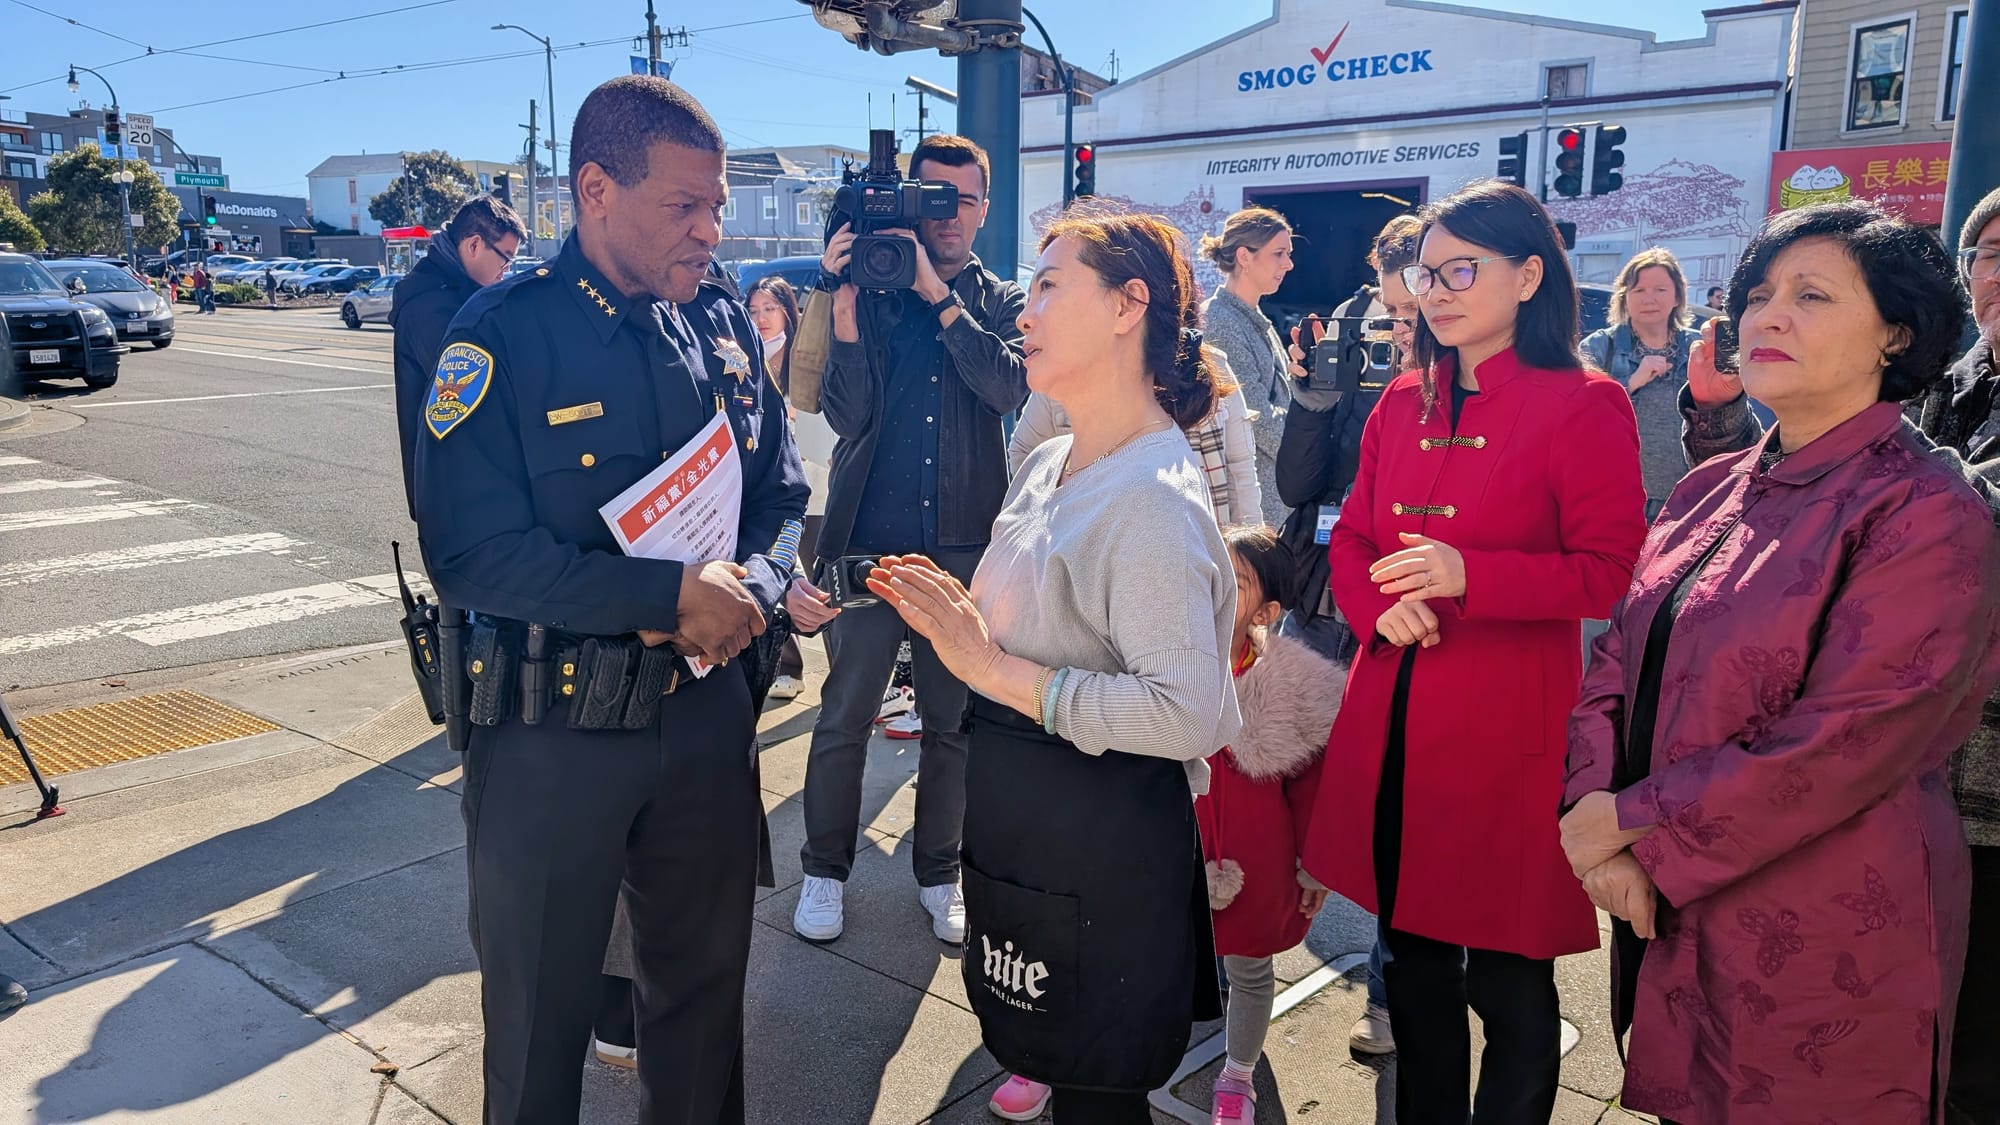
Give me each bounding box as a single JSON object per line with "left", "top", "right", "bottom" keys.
{"left": 1226, "top": 631, "right": 1343, "bottom": 781}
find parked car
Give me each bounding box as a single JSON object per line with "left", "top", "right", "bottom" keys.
{"left": 45, "top": 258, "right": 175, "bottom": 349}
{"left": 279, "top": 263, "right": 352, "bottom": 295}
{"left": 215, "top": 258, "right": 298, "bottom": 285}
{"left": 734, "top": 255, "right": 821, "bottom": 296}
{"left": 340, "top": 274, "right": 404, "bottom": 329}
{"left": 300, "top": 266, "right": 381, "bottom": 296}
{"left": 270, "top": 259, "right": 348, "bottom": 290}
{"left": 0, "top": 253, "right": 127, "bottom": 387}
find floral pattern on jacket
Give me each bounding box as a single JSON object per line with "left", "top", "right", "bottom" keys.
{"left": 1565, "top": 402, "right": 2000, "bottom": 1123}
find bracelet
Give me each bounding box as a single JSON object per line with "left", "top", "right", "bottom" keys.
{"left": 1042, "top": 667, "right": 1071, "bottom": 735}
{"left": 1031, "top": 666, "right": 1053, "bottom": 726}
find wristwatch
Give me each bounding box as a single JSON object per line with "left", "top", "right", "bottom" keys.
{"left": 928, "top": 291, "right": 964, "bottom": 322}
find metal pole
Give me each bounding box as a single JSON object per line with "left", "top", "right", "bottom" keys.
{"left": 1537, "top": 93, "right": 1551, "bottom": 203}
{"left": 524, "top": 99, "right": 539, "bottom": 256}
{"left": 955, "top": 0, "right": 1023, "bottom": 281}
{"left": 1943, "top": 0, "right": 2000, "bottom": 254}
{"left": 70, "top": 66, "right": 135, "bottom": 260}
{"left": 647, "top": 0, "right": 664, "bottom": 68}
{"left": 544, "top": 38, "right": 562, "bottom": 247}
{"left": 1020, "top": 7, "right": 1073, "bottom": 208}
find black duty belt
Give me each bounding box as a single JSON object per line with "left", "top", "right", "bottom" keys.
{"left": 464, "top": 618, "right": 699, "bottom": 732}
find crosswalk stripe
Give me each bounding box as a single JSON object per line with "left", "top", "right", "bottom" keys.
{"left": 0, "top": 455, "right": 39, "bottom": 467}
{"left": 0, "top": 533, "right": 306, "bottom": 588}
{"left": 0, "top": 499, "right": 200, "bottom": 533}
{"left": 173, "top": 347, "right": 388, "bottom": 374}
{"left": 0, "top": 476, "right": 120, "bottom": 495}
{"left": 0, "top": 572, "right": 421, "bottom": 654}
{"left": 68, "top": 384, "right": 391, "bottom": 409}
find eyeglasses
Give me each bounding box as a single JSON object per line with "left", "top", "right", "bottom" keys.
{"left": 1401, "top": 255, "right": 1520, "bottom": 297}
{"left": 1960, "top": 246, "right": 2000, "bottom": 282}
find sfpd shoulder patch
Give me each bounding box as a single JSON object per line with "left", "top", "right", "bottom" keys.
{"left": 426, "top": 343, "right": 494, "bottom": 439}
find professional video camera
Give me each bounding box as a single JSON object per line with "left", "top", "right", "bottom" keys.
{"left": 1299, "top": 314, "right": 1400, "bottom": 395}
{"left": 827, "top": 128, "right": 958, "bottom": 290}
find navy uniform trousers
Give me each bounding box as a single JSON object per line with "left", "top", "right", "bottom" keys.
{"left": 463, "top": 666, "right": 760, "bottom": 1124}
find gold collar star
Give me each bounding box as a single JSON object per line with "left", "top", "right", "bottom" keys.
{"left": 713, "top": 337, "right": 753, "bottom": 383}
{"left": 577, "top": 278, "right": 617, "bottom": 318}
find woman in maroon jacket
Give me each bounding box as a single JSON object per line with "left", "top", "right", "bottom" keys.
{"left": 1560, "top": 202, "right": 2000, "bottom": 1124}
{"left": 1300, "top": 182, "right": 1647, "bottom": 1122}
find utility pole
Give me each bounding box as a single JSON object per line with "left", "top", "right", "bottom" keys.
{"left": 1942, "top": 0, "right": 1998, "bottom": 255}
{"left": 67, "top": 66, "right": 134, "bottom": 262}
{"left": 522, "top": 99, "right": 539, "bottom": 255}
{"left": 647, "top": 0, "right": 664, "bottom": 68}
{"left": 1021, "top": 7, "right": 1075, "bottom": 208}
{"left": 955, "top": 0, "right": 1023, "bottom": 279}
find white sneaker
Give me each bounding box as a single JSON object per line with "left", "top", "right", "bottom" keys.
{"left": 884, "top": 711, "right": 923, "bottom": 740}
{"left": 793, "top": 875, "right": 845, "bottom": 943}
{"left": 593, "top": 1039, "right": 637, "bottom": 1069}
{"left": 920, "top": 882, "right": 966, "bottom": 944}
{"left": 767, "top": 675, "right": 804, "bottom": 701}
{"left": 877, "top": 685, "right": 915, "bottom": 722}
{"left": 1349, "top": 1001, "right": 1395, "bottom": 1054}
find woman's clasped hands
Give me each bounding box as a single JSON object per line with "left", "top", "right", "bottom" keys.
{"left": 1367, "top": 532, "right": 1467, "bottom": 648}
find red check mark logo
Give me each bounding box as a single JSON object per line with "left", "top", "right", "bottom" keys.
{"left": 1309, "top": 23, "right": 1351, "bottom": 66}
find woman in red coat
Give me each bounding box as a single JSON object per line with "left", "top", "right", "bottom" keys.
{"left": 1299, "top": 182, "right": 1647, "bottom": 1123}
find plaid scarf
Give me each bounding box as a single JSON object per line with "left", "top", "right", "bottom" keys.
{"left": 1185, "top": 412, "right": 1235, "bottom": 526}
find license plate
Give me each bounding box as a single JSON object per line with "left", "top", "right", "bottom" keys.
{"left": 29, "top": 349, "right": 59, "bottom": 364}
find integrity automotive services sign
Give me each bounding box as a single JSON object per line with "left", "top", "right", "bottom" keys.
{"left": 1236, "top": 22, "right": 1435, "bottom": 93}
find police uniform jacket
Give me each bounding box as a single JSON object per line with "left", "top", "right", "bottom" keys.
{"left": 412, "top": 235, "right": 808, "bottom": 642}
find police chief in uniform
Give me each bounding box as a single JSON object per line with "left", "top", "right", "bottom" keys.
{"left": 411, "top": 76, "right": 809, "bottom": 1124}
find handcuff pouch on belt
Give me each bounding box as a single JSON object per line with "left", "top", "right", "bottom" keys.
{"left": 461, "top": 621, "right": 686, "bottom": 732}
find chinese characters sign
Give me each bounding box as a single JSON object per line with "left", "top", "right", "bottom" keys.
{"left": 1769, "top": 142, "right": 1951, "bottom": 225}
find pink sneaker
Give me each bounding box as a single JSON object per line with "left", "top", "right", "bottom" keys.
{"left": 988, "top": 1074, "right": 1051, "bottom": 1121}
{"left": 1211, "top": 1072, "right": 1255, "bottom": 1123}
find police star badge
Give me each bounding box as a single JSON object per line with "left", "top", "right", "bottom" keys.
{"left": 713, "top": 337, "right": 753, "bottom": 383}
{"left": 426, "top": 342, "right": 494, "bottom": 439}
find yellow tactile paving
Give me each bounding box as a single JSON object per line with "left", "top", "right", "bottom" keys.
{"left": 1, "top": 691, "right": 278, "bottom": 784}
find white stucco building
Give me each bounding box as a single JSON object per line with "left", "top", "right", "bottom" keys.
{"left": 1020, "top": 0, "right": 1796, "bottom": 304}
{"left": 306, "top": 154, "right": 407, "bottom": 237}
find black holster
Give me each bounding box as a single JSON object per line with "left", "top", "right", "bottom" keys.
{"left": 438, "top": 606, "right": 472, "bottom": 752}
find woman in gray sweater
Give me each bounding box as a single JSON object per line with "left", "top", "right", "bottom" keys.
{"left": 1201, "top": 206, "right": 1297, "bottom": 525}
{"left": 868, "top": 209, "right": 1240, "bottom": 1124}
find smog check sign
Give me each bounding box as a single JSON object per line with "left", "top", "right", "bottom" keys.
{"left": 1237, "top": 22, "right": 1434, "bottom": 92}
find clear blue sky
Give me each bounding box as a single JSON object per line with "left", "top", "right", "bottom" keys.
{"left": 0, "top": 0, "right": 1719, "bottom": 198}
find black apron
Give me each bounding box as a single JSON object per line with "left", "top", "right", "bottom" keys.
{"left": 960, "top": 697, "right": 1221, "bottom": 1092}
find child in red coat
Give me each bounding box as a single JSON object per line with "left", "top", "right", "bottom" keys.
{"left": 1196, "top": 524, "right": 1342, "bottom": 1123}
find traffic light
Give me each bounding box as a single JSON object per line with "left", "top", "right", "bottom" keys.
{"left": 202, "top": 195, "right": 217, "bottom": 226}
{"left": 1553, "top": 128, "right": 1585, "bottom": 199}
{"left": 103, "top": 108, "right": 120, "bottom": 148}
{"left": 1495, "top": 132, "right": 1528, "bottom": 190}
{"left": 493, "top": 172, "right": 512, "bottom": 207}
{"left": 1590, "top": 124, "right": 1627, "bottom": 196}
{"left": 1555, "top": 220, "right": 1577, "bottom": 251}
{"left": 1073, "top": 144, "right": 1095, "bottom": 200}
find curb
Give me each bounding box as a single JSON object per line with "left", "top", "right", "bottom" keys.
{"left": 0, "top": 394, "right": 30, "bottom": 433}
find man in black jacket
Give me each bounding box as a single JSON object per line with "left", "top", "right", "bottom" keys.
{"left": 793, "top": 134, "right": 1027, "bottom": 947}
{"left": 390, "top": 194, "right": 527, "bottom": 519}
{"left": 1273, "top": 215, "right": 1422, "bottom": 667}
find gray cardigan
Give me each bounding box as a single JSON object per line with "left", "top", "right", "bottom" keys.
{"left": 1202, "top": 286, "right": 1290, "bottom": 455}
{"left": 972, "top": 429, "right": 1242, "bottom": 793}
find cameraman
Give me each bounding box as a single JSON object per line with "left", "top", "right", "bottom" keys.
{"left": 1274, "top": 214, "right": 1422, "bottom": 665}
{"left": 1271, "top": 212, "right": 1422, "bottom": 1060}
{"left": 797, "top": 134, "right": 1029, "bottom": 946}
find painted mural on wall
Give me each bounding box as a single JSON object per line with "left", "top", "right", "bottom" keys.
{"left": 1030, "top": 186, "right": 1237, "bottom": 296}
{"left": 1543, "top": 158, "right": 1759, "bottom": 290}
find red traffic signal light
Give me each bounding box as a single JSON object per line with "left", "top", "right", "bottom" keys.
{"left": 1076, "top": 144, "right": 1094, "bottom": 164}
{"left": 1553, "top": 128, "right": 1586, "bottom": 198}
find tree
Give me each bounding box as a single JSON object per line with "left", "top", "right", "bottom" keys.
{"left": 368, "top": 150, "right": 476, "bottom": 228}
{"left": 26, "top": 143, "right": 182, "bottom": 255}
{"left": 0, "top": 190, "right": 44, "bottom": 252}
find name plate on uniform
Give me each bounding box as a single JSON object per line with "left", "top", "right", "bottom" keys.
{"left": 546, "top": 401, "right": 605, "bottom": 426}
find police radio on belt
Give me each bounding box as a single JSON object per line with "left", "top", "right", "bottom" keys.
{"left": 828, "top": 128, "right": 958, "bottom": 291}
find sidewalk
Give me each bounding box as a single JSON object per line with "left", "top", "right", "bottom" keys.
{"left": 0, "top": 639, "right": 1652, "bottom": 1124}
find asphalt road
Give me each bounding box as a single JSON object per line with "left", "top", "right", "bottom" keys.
{"left": 0, "top": 305, "right": 420, "bottom": 691}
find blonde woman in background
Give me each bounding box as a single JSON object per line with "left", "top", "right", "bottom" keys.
{"left": 1201, "top": 207, "right": 1296, "bottom": 524}
{"left": 1580, "top": 248, "right": 1704, "bottom": 520}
